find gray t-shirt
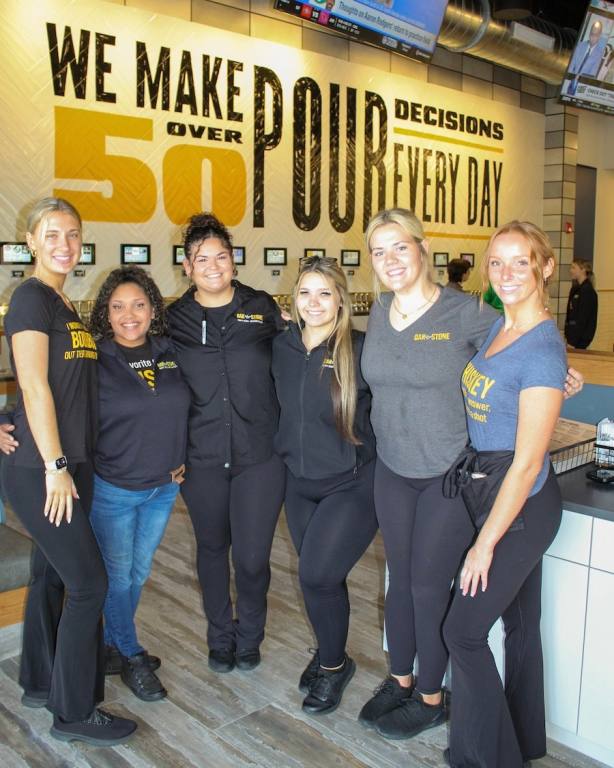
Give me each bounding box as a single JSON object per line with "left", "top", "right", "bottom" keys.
{"left": 463, "top": 317, "right": 566, "bottom": 495}
{"left": 361, "top": 288, "right": 497, "bottom": 478}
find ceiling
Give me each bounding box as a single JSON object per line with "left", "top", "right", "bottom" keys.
{"left": 509, "top": 0, "right": 587, "bottom": 32}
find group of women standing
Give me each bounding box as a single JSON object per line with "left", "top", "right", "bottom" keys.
{"left": 2, "top": 195, "right": 576, "bottom": 766}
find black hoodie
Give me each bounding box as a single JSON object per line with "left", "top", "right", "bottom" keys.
{"left": 167, "top": 282, "right": 285, "bottom": 469}
{"left": 272, "top": 323, "right": 375, "bottom": 479}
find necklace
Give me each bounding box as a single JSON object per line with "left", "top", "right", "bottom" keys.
{"left": 506, "top": 308, "right": 547, "bottom": 332}
{"left": 392, "top": 287, "right": 438, "bottom": 320}
{"left": 33, "top": 276, "right": 73, "bottom": 309}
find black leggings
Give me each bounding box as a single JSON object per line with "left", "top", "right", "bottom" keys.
{"left": 2, "top": 461, "right": 107, "bottom": 721}
{"left": 285, "top": 461, "right": 378, "bottom": 668}
{"left": 181, "top": 454, "right": 285, "bottom": 652}
{"left": 443, "top": 471, "right": 562, "bottom": 768}
{"left": 374, "top": 457, "right": 475, "bottom": 692}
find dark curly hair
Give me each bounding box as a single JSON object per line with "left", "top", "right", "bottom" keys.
{"left": 89, "top": 266, "right": 168, "bottom": 340}
{"left": 183, "top": 212, "right": 233, "bottom": 259}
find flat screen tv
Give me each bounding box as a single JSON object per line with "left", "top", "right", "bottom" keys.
{"left": 273, "top": 0, "right": 448, "bottom": 62}
{"left": 559, "top": 0, "right": 614, "bottom": 116}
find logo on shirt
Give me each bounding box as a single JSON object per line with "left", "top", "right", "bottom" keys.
{"left": 322, "top": 357, "right": 334, "bottom": 369}
{"left": 64, "top": 321, "right": 97, "bottom": 361}
{"left": 157, "top": 361, "right": 178, "bottom": 370}
{"left": 236, "top": 312, "right": 263, "bottom": 324}
{"left": 462, "top": 361, "right": 495, "bottom": 424}
{"left": 413, "top": 332, "right": 451, "bottom": 342}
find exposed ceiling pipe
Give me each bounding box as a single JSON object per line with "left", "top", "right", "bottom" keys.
{"left": 438, "top": 0, "right": 577, "bottom": 85}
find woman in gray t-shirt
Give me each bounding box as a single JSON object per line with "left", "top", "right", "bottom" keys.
{"left": 359, "top": 208, "right": 496, "bottom": 738}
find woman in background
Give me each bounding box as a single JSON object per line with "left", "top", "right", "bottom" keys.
{"left": 444, "top": 222, "right": 567, "bottom": 767}
{"left": 272, "top": 256, "right": 377, "bottom": 715}
{"left": 2, "top": 197, "right": 136, "bottom": 746}
{"left": 564, "top": 258, "right": 598, "bottom": 349}
{"left": 168, "top": 213, "right": 286, "bottom": 674}
{"left": 89, "top": 266, "right": 190, "bottom": 703}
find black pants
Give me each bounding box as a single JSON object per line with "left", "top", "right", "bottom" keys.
{"left": 285, "top": 461, "right": 378, "bottom": 668}
{"left": 443, "top": 471, "right": 562, "bottom": 768}
{"left": 375, "top": 457, "right": 475, "bottom": 692}
{"left": 2, "top": 461, "right": 107, "bottom": 722}
{"left": 181, "top": 454, "right": 285, "bottom": 652}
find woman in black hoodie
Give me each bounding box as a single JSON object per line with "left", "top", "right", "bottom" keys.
{"left": 272, "top": 256, "right": 377, "bottom": 715}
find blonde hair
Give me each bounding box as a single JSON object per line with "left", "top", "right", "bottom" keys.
{"left": 26, "top": 197, "right": 82, "bottom": 240}
{"left": 481, "top": 221, "right": 555, "bottom": 305}
{"left": 292, "top": 257, "right": 359, "bottom": 445}
{"left": 572, "top": 258, "right": 595, "bottom": 285}
{"left": 365, "top": 208, "right": 431, "bottom": 299}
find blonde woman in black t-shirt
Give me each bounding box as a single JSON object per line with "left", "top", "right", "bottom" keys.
{"left": 1, "top": 198, "right": 136, "bottom": 746}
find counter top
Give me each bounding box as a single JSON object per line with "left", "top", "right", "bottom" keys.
{"left": 558, "top": 463, "right": 614, "bottom": 523}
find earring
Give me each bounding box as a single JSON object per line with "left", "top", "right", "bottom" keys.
{"left": 233, "top": 266, "right": 238, "bottom": 277}
{"left": 30, "top": 248, "right": 36, "bottom": 258}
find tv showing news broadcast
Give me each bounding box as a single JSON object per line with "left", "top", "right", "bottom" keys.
{"left": 560, "top": 0, "right": 614, "bottom": 116}
{"left": 273, "top": 0, "right": 448, "bottom": 62}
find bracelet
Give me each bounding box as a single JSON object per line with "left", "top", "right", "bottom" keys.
{"left": 45, "top": 467, "right": 68, "bottom": 475}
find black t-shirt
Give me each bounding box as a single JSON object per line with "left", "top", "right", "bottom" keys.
{"left": 4, "top": 278, "right": 98, "bottom": 467}
{"left": 117, "top": 340, "right": 155, "bottom": 389}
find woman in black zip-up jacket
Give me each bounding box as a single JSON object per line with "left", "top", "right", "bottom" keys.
{"left": 89, "top": 267, "right": 191, "bottom": 703}
{"left": 272, "top": 256, "right": 377, "bottom": 715}
{"left": 167, "top": 213, "right": 286, "bottom": 674}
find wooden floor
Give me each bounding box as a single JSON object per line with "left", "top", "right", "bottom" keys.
{"left": 0, "top": 500, "right": 607, "bottom": 768}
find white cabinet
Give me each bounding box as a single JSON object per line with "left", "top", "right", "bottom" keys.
{"left": 541, "top": 510, "right": 614, "bottom": 767}
{"left": 578, "top": 569, "right": 614, "bottom": 752}
{"left": 542, "top": 555, "right": 588, "bottom": 733}
{"left": 546, "top": 509, "right": 592, "bottom": 564}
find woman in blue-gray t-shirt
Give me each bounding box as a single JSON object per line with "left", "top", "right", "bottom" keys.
{"left": 443, "top": 221, "right": 567, "bottom": 768}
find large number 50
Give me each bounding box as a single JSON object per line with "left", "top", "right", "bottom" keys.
{"left": 53, "top": 106, "right": 246, "bottom": 225}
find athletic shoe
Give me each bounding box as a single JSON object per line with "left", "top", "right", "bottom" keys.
{"left": 208, "top": 647, "right": 236, "bottom": 673}
{"left": 105, "top": 644, "right": 161, "bottom": 675}
{"left": 358, "top": 676, "right": 413, "bottom": 727}
{"left": 21, "top": 691, "right": 48, "bottom": 708}
{"left": 50, "top": 708, "right": 137, "bottom": 746}
{"left": 235, "top": 648, "right": 261, "bottom": 671}
{"left": 375, "top": 690, "right": 446, "bottom": 739}
{"left": 121, "top": 652, "right": 167, "bottom": 702}
{"left": 302, "top": 655, "right": 356, "bottom": 715}
{"left": 298, "top": 648, "right": 320, "bottom": 693}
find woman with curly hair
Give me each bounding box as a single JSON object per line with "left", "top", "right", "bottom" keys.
{"left": 89, "top": 266, "right": 191, "bottom": 702}
{"left": 168, "top": 213, "right": 286, "bottom": 674}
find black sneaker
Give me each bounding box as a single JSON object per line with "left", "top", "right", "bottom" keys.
{"left": 358, "top": 676, "right": 413, "bottom": 728}
{"left": 105, "top": 644, "right": 161, "bottom": 675}
{"left": 375, "top": 690, "right": 446, "bottom": 740}
{"left": 208, "top": 647, "right": 236, "bottom": 673}
{"left": 298, "top": 649, "right": 320, "bottom": 693}
{"left": 121, "top": 653, "right": 167, "bottom": 702}
{"left": 236, "top": 648, "right": 261, "bottom": 671}
{"left": 302, "top": 656, "right": 356, "bottom": 715}
{"left": 50, "top": 708, "right": 137, "bottom": 746}
{"left": 21, "top": 691, "right": 48, "bottom": 709}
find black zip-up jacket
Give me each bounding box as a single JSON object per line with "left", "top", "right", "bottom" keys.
{"left": 272, "top": 323, "right": 376, "bottom": 479}
{"left": 95, "top": 336, "right": 191, "bottom": 490}
{"left": 168, "top": 282, "right": 284, "bottom": 469}
{"left": 565, "top": 279, "right": 598, "bottom": 349}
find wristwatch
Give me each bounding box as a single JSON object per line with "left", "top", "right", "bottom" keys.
{"left": 45, "top": 455, "right": 68, "bottom": 473}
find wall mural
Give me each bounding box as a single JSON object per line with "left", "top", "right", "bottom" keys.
{"left": 0, "top": 0, "right": 545, "bottom": 298}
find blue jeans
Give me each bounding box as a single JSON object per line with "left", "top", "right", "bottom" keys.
{"left": 90, "top": 474, "right": 179, "bottom": 657}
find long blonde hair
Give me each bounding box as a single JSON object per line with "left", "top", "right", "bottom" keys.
{"left": 292, "top": 257, "right": 359, "bottom": 445}
{"left": 365, "top": 208, "right": 432, "bottom": 300}
{"left": 481, "top": 221, "right": 555, "bottom": 305}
